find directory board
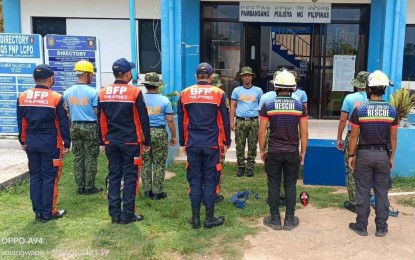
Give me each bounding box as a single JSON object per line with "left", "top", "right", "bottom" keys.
{"left": 0, "top": 33, "right": 43, "bottom": 134}
{"left": 44, "top": 35, "right": 101, "bottom": 94}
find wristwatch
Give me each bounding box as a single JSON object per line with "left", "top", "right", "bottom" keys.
{"left": 348, "top": 154, "right": 355, "bottom": 157}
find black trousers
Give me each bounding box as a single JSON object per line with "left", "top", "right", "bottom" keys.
{"left": 355, "top": 149, "right": 391, "bottom": 230}
{"left": 105, "top": 143, "right": 141, "bottom": 220}
{"left": 265, "top": 152, "right": 299, "bottom": 216}
{"left": 186, "top": 147, "right": 221, "bottom": 210}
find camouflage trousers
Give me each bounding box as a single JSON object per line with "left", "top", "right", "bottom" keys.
{"left": 235, "top": 118, "right": 258, "bottom": 170}
{"left": 141, "top": 128, "right": 168, "bottom": 194}
{"left": 71, "top": 122, "right": 99, "bottom": 190}
{"left": 266, "top": 128, "right": 285, "bottom": 198}
{"left": 344, "top": 133, "right": 357, "bottom": 204}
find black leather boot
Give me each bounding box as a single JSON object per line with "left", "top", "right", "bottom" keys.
{"left": 204, "top": 207, "right": 224, "bottom": 228}
{"left": 190, "top": 208, "right": 201, "bottom": 229}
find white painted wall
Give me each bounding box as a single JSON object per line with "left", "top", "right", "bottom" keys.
{"left": 20, "top": 0, "right": 161, "bottom": 34}
{"left": 407, "top": 0, "right": 415, "bottom": 24}
{"left": 66, "top": 19, "right": 134, "bottom": 86}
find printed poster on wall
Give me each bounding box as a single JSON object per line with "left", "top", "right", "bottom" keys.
{"left": 332, "top": 55, "right": 356, "bottom": 92}
{"left": 240, "top": 2, "right": 331, "bottom": 23}
{"left": 0, "top": 33, "right": 43, "bottom": 135}
{"left": 44, "top": 35, "right": 101, "bottom": 94}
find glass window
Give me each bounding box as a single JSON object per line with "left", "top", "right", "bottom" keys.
{"left": 201, "top": 21, "right": 241, "bottom": 96}
{"left": 32, "top": 17, "right": 66, "bottom": 37}
{"left": 331, "top": 6, "right": 369, "bottom": 22}
{"left": 403, "top": 25, "right": 415, "bottom": 81}
{"left": 138, "top": 19, "right": 161, "bottom": 74}
{"left": 202, "top": 4, "right": 239, "bottom": 20}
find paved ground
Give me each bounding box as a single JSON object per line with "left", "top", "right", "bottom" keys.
{"left": 0, "top": 138, "right": 28, "bottom": 188}
{"left": 243, "top": 194, "right": 415, "bottom": 260}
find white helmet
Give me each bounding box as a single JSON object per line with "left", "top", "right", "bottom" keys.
{"left": 367, "top": 70, "right": 393, "bottom": 87}
{"left": 273, "top": 70, "right": 296, "bottom": 88}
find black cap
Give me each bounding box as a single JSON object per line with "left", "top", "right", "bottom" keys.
{"left": 112, "top": 58, "right": 136, "bottom": 75}
{"left": 33, "top": 64, "right": 54, "bottom": 79}
{"left": 196, "top": 62, "right": 213, "bottom": 75}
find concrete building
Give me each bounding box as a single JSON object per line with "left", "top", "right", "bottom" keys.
{"left": 2, "top": 0, "right": 414, "bottom": 119}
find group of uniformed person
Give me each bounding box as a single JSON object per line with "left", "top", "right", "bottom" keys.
{"left": 18, "top": 59, "right": 397, "bottom": 235}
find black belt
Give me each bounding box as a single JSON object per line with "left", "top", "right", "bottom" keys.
{"left": 358, "top": 144, "right": 387, "bottom": 151}
{"left": 150, "top": 126, "right": 165, "bottom": 129}
{"left": 72, "top": 121, "right": 96, "bottom": 124}
{"left": 236, "top": 116, "right": 258, "bottom": 121}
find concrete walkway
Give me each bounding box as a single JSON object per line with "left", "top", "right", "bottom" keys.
{"left": 0, "top": 138, "right": 29, "bottom": 189}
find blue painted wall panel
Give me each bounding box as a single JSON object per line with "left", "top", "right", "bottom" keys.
{"left": 392, "top": 128, "right": 415, "bottom": 177}
{"left": 3, "top": 0, "right": 21, "bottom": 33}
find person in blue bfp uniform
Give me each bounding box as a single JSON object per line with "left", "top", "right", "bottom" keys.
{"left": 178, "top": 62, "right": 231, "bottom": 229}
{"left": 17, "top": 64, "right": 71, "bottom": 222}
{"left": 348, "top": 70, "right": 398, "bottom": 237}
{"left": 97, "top": 58, "right": 151, "bottom": 224}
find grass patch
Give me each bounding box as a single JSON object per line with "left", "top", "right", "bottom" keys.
{"left": 392, "top": 176, "right": 415, "bottom": 191}
{"left": 397, "top": 197, "right": 415, "bottom": 208}
{"left": 0, "top": 154, "right": 348, "bottom": 259}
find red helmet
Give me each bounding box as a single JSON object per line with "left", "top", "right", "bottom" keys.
{"left": 299, "top": 191, "right": 309, "bottom": 206}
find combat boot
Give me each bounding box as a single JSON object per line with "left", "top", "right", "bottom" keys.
{"left": 246, "top": 169, "right": 254, "bottom": 177}
{"left": 153, "top": 192, "right": 167, "bottom": 200}
{"left": 349, "top": 223, "right": 368, "bottom": 236}
{"left": 283, "top": 215, "right": 300, "bottom": 231}
{"left": 204, "top": 207, "right": 224, "bottom": 228}
{"left": 85, "top": 187, "right": 103, "bottom": 195}
{"left": 190, "top": 208, "right": 201, "bottom": 229}
{"left": 236, "top": 167, "right": 245, "bottom": 177}
{"left": 263, "top": 215, "right": 282, "bottom": 230}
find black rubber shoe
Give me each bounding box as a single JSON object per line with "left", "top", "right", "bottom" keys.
{"left": 85, "top": 187, "right": 103, "bottom": 195}
{"left": 344, "top": 201, "right": 357, "bottom": 213}
{"left": 120, "top": 214, "right": 144, "bottom": 224}
{"left": 283, "top": 215, "right": 300, "bottom": 231}
{"left": 375, "top": 228, "right": 388, "bottom": 237}
{"left": 215, "top": 194, "right": 224, "bottom": 203}
{"left": 77, "top": 188, "right": 85, "bottom": 195}
{"left": 204, "top": 216, "right": 225, "bottom": 229}
{"left": 349, "top": 223, "right": 368, "bottom": 236}
{"left": 246, "top": 169, "right": 254, "bottom": 177}
{"left": 144, "top": 191, "right": 154, "bottom": 199}
{"left": 236, "top": 167, "right": 245, "bottom": 177}
{"left": 35, "top": 214, "right": 43, "bottom": 222}
{"left": 43, "top": 209, "right": 66, "bottom": 222}
{"left": 153, "top": 192, "right": 167, "bottom": 200}
{"left": 263, "top": 216, "right": 282, "bottom": 230}
{"left": 189, "top": 208, "right": 201, "bottom": 229}
{"left": 111, "top": 217, "right": 120, "bottom": 224}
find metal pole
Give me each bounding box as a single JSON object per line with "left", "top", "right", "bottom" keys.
{"left": 129, "top": 0, "right": 138, "bottom": 84}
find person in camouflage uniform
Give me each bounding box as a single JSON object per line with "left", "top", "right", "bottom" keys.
{"left": 336, "top": 71, "right": 369, "bottom": 213}
{"left": 211, "top": 73, "right": 226, "bottom": 203}
{"left": 230, "top": 67, "right": 263, "bottom": 177}
{"left": 142, "top": 72, "right": 177, "bottom": 200}
{"left": 63, "top": 60, "right": 102, "bottom": 195}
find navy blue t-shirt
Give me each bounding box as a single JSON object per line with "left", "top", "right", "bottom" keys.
{"left": 349, "top": 101, "right": 398, "bottom": 146}
{"left": 260, "top": 96, "right": 307, "bottom": 153}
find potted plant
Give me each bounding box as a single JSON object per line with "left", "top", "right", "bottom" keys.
{"left": 389, "top": 86, "right": 415, "bottom": 127}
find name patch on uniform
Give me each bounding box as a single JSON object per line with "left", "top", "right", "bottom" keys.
{"left": 104, "top": 86, "right": 128, "bottom": 100}
{"left": 24, "top": 90, "right": 49, "bottom": 104}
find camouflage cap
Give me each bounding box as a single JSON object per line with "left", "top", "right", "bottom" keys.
{"left": 143, "top": 72, "right": 164, "bottom": 87}
{"left": 239, "top": 67, "right": 255, "bottom": 77}
{"left": 212, "top": 73, "right": 222, "bottom": 87}
{"left": 351, "top": 71, "right": 369, "bottom": 89}
{"left": 289, "top": 70, "right": 298, "bottom": 79}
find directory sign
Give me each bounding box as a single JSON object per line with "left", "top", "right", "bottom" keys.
{"left": 0, "top": 33, "right": 43, "bottom": 134}
{"left": 44, "top": 35, "right": 101, "bottom": 94}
